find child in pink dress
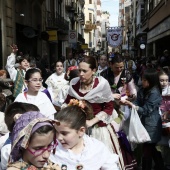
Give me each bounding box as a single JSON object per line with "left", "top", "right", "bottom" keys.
{"left": 159, "top": 70, "right": 170, "bottom": 169}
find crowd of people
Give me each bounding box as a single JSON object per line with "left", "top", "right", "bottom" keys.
{"left": 0, "top": 44, "right": 170, "bottom": 170}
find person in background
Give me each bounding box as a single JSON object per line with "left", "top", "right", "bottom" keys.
{"left": 122, "top": 68, "right": 164, "bottom": 170}
{"left": 63, "top": 52, "right": 77, "bottom": 72}
{"left": 6, "top": 44, "right": 30, "bottom": 98}
{"left": 96, "top": 55, "right": 108, "bottom": 76}
{"left": 0, "top": 93, "right": 8, "bottom": 136}
{"left": 101, "top": 54, "right": 137, "bottom": 170}
{"left": 124, "top": 53, "right": 136, "bottom": 74}
{"left": 101, "top": 54, "right": 137, "bottom": 101}
{"left": 14, "top": 68, "right": 56, "bottom": 119}
{"left": 53, "top": 67, "right": 79, "bottom": 109}
{"left": 45, "top": 61, "right": 68, "bottom": 103}
{"left": 7, "top": 111, "right": 60, "bottom": 170}
{"left": 50, "top": 104, "right": 119, "bottom": 170}
{"left": 158, "top": 71, "right": 170, "bottom": 169}
{"left": 160, "top": 50, "right": 170, "bottom": 67}
{"left": 0, "top": 70, "right": 13, "bottom": 105}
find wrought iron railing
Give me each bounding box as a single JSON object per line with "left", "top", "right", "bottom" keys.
{"left": 46, "top": 12, "right": 69, "bottom": 31}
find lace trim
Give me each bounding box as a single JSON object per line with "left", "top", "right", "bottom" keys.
{"left": 96, "top": 110, "right": 118, "bottom": 124}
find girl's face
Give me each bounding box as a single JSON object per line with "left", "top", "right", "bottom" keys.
{"left": 26, "top": 72, "right": 42, "bottom": 92}
{"left": 79, "top": 62, "right": 94, "bottom": 84}
{"left": 142, "top": 77, "right": 149, "bottom": 88}
{"left": 56, "top": 122, "right": 85, "bottom": 150}
{"left": 159, "top": 74, "right": 169, "bottom": 88}
{"left": 56, "top": 62, "right": 64, "bottom": 75}
{"left": 20, "top": 59, "right": 30, "bottom": 70}
{"left": 23, "top": 131, "right": 54, "bottom": 168}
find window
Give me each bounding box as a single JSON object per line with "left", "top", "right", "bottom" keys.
{"left": 89, "top": 0, "right": 92, "bottom": 4}
{"left": 89, "top": 13, "right": 92, "bottom": 22}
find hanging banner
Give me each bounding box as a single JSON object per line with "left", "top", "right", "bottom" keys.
{"left": 107, "top": 28, "right": 123, "bottom": 47}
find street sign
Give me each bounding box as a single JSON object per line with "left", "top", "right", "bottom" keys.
{"left": 47, "top": 30, "right": 58, "bottom": 41}
{"left": 68, "top": 30, "right": 77, "bottom": 43}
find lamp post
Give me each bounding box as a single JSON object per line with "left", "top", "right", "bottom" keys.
{"left": 127, "top": 30, "right": 131, "bottom": 53}
{"left": 105, "top": 22, "right": 108, "bottom": 58}
{"left": 69, "top": 11, "right": 76, "bottom": 30}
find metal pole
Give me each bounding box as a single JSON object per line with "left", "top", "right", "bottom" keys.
{"left": 128, "top": 36, "right": 129, "bottom": 53}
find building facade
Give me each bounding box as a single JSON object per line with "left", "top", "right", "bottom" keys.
{"left": 0, "top": 0, "right": 85, "bottom": 68}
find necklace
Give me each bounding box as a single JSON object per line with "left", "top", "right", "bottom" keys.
{"left": 80, "top": 77, "right": 94, "bottom": 91}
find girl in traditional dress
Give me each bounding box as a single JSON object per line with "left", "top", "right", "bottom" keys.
{"left": 14, "top": 68, "right": 56, "bottom": 119}
{"left": 158, "top": 70, "right": 170, "bottom": 168}
{"left": 7, "top": 111, "right": 60, "bottom": 170}
{"left": 45, "top": 61, "right": 68, "bottom": 103}
{"left": 159, "top": 71, "right": 170, "bottom": 119}
{"left": 62, "top": 56, "right": 125, "bottom": 170}
{"left": 50, "top": 103, "right": 119, "bottom": 170}
{"left": 53, "top": 67, "right": 79, "bottom": 108}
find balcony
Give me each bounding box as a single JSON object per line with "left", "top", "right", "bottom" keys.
{"left": 65, "top": 0, "right": 77, "bottom": 12}
{"left": 46, "top": 12, "right": 69, "bottom": 34}
{"left": 84, "top": 21, "right": 96, "bottom": 32}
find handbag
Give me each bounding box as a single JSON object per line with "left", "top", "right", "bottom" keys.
{"left": 128, "top": 107, "right": 151, "bottom": 143}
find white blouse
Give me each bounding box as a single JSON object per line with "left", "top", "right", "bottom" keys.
{"left": 14, "top": 91, "right": 56, "bottom": 119}
{"left": 45, "top": 72, "right": 68, "bottom": 103}
{"left": 50, "top": 135, "right": 119, "bottom": 170}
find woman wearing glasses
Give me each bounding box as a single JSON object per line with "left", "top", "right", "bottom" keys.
{"left": 14, "top": 68, "right": 56, "bottom": 119}
{"left": 7, "top": 111, "right": 61, "bottom": 170}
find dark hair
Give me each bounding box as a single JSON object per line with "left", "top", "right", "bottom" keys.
{"left": 0, "top": 93, "right": 6, "bottom": 111}
{"left": 55, "top": 101, "right": 93, "bottom": 130}
{"left": 55, "top": 60, "right": 63, "bottom": 66}
{"left": 82, "top": 56, "right": 97, "bottom": 70}
{"left": 18, "top": 55, "right": 30, "bottom": 64}
{"left": 142, "top": 68, "right": 162, "bottom": 93}
{"left": 5, "top": 102, "right": 39, "bottom": 132}
{"left": 110, "top": 54, "right": 124, "bottom": 64}
{"left": 99, "top": 55, "right": 107, "bottom": 60}
{"left": 68, "top": 69, "right": 79, "bottom": 82}
{"left": 158, "top": 70, "right": 168, "bottom": 77}
{"left": 31, "top": 125, "right": 56, "bottom": 141}
{"left": 25, "top": 68, "right": 41, "bottom": 80}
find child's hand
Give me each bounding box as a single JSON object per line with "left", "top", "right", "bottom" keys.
{"left": 120, "top": 99, "right": 133, "bottom": 107}
{"left": 10, "top": 44, "right": 18, "bottom": 54}
{"left": 113, "top": 93, "right": 121, "bottom": 100}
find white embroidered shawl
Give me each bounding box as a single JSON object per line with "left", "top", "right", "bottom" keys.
{"left": 68, "top": 76, "right": 114, "bottom": 103}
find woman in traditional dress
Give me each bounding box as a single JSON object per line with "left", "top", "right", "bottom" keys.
{"left": 63, "top": 56, "right": 125, "bottom": 170}
{"left": 45, "top": 61, "right": 68, "bottom": 103}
